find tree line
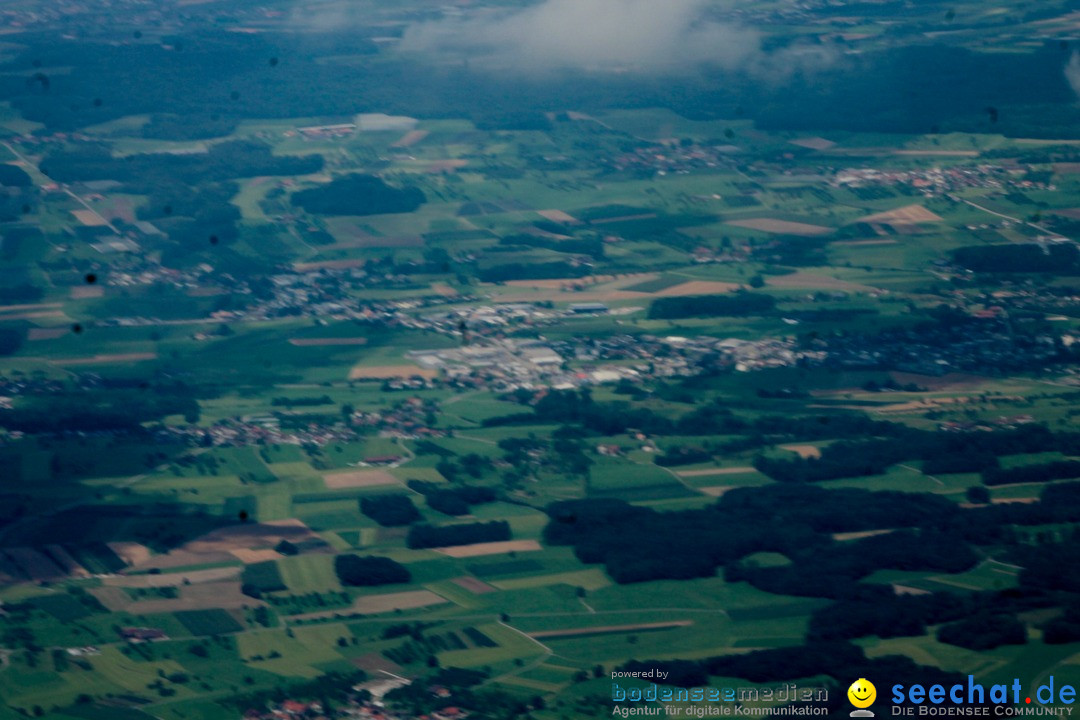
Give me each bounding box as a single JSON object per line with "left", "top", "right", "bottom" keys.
{"left": 407, "top": 481, "right": 497, "bottom": 516}
{"left": 406, "top": 520, "right": 510, "bottom": 549}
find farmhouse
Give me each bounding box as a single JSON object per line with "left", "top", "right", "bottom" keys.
{"left": 569, "top": 302, "right": 609, "bottom": 314}
{"left": 297, "top": 123, "right": 356, "bottom": 139}
{"left": 118, "top": 626, "right": 167, "bottom": 642}
{"left": 363, "top": 455, "right": 403, "bottom": 466}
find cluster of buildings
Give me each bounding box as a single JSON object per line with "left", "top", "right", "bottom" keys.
{"left": 977, "top": 285, "right": 1080, "bottom": 318}
{"left": 831, "top": 162, "right": 1049, "bottom": 196}
{"left": 155, "top": 397, "right": 444, "bottom": 450}
{"left": 0, "top": 0, "right": 280, "bottom": 32}
{"left": 412, "top": 303, "right": 560, "bottom": 334}
{"left": 159, "top": 417, "right": 359, "bottom": 449}
{"left": 403, "top": 333, "right": 825, "bottom": 393}
{"left": 408, "top": 339, "right": 575, "bottom": 391}
{"left": 117, "top": 626, "right": 168, "bottom": 642}
{"left": 245, "top": 699, "right": 467, "bottom": 720}
{"left": 349, "top": 397, "right": 444, "bottom": 439}
{"left": 207, "top": 270, "right": 470, "bottom": 326}
{"left": 0, "top": 373, "right": 64, "bottom": 398}
{"left": 92, "top": 261, "right": 467, "bottom": 328}
{"left": 605, "top": 141, "right": 743, "bottom": 176}
{"left": 940, "top": 414, "right": 1036, "bottom": 432}
{"left": 244, "top": 674, "right": 469, "bottom": 720}
{"left": 101, "top": 259, "right": 220, "bottom": 293}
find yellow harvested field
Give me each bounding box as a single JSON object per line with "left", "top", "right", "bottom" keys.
{"left": 348, "top": 364, "right": 439, "bottom": 380}
{"left": 108, "top": 542, "right": 152, "bottom": 567}
{"left": 125, "top": 582, "right": 260, "bottom": 613}
{"left": 130, "top": 519, "right": 324, "bottom": 571}
{"left": 588, "top": 273, "right": 660, "bottom": 290}
{"left": 654, "top": 280, "right": 741, "bottom": 296}
{"left": 230, "top": 548, "right": 283, "bottom": 564}
{"left": 833, "top": 529, "right": 894, "bottom": 541}
{"left": 726, "top": 218, "right": 834, "bottom": 236}
{"left": 70, "top": 286, "right": 105, "bottom": 299}
{"left": 857, "top": 204, "right": 943, "bottom": 225}
{"left": 431, "top": 283, "right": 457, "bottom": 297}
{"left": 677, "top": 467, "right": 755, "bottom": 477}
{"left": 0, "top": 303, "right": 62, "bottom": 314}
{"left": 71, "top": 209, "right": 108, "bottom": 226}
{"left": 354, "top": 589, "right": 448, "bottom": 613}
{"left": 788, "top": 137, "right": 836, "bottom": 150}
{"left": 52, "top": 353, "right": 157, "bottom": 366}
{"left": 323, "top": 469, "right": 399, "bottom": 489}
{"left": 871, "top": 396, "right": 982, "bottom": 414}
{"left": 780, "top": 444, "right": 822, "bottom": 459}
{"left": 427, "top": 159, "right": 467, "bottom": 172}
{"left": 288, "top": 337, "right": 368, "bottom": 347}
{"left": 451, "top": 576, "right": 497, "bottom": 594}
{"left": 765, "top": 272, "right": 876, "bottom": 292}
{"left": 698, "top": 486, "right": 734, "bottom": 497}
{"left": 392, "top": 129, "right": 429, "bottom": 148}
{"left": 27, "top": 328, "right": 67, "bottom": 341}
{"left": 294, "top": 590, "right": 448, "bottom": 619}
{"left": 436, "top": 540, "right": 543, "bottom": 558}
{"left": 0, "top": 310, "right": 66, "bottom": 322}
{"left": 537, "top": 209, "right": 579, "bottom": 224}
{"left": 186, "top": 519, "right": 320, "bottom": 552}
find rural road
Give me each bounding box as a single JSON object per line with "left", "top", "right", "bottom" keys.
{"left": 960, "top": 198, "right": 1067, "bottom": 240}
{"left": 2, "top": 140, "right": 119, "bottom": 234}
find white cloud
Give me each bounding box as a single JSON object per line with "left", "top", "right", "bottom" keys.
{"left": 399, "top": 0, "right": 762, "bottom": 74}
{"left": 1066, "top": 52, "right": 1080, "bottom": 98}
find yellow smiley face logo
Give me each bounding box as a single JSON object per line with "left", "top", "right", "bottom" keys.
{"left": 848, "top": 679, "right": 876, "bottom": 708}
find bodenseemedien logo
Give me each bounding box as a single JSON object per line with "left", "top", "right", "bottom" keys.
{"left": 849, "top": 679, "right": 877, "bottom": 718}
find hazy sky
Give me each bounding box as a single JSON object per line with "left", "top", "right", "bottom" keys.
{"left": 399, "top": 0, "right": 763, "bottom": 74}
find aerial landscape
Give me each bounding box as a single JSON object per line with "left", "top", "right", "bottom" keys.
{"left": 2, "top": 0, "right": 1080, "bottom": 718}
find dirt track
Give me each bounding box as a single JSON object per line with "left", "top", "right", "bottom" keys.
{"left": 348, "top": 364, "right": 439, "bottom": 380}
{"left": 436, "top": 540, "right": 543, "bottom": 558}
{"left": 289, "top": 337, "right": 368, "bottom": 347}
{"left": 528, "top": 620, "right": 692, "bottom": 639}
{"left": 726, "top": 218, "right": 834, "bottom": 236}
{"left": 323, "top": 469, "right": 399, "bottom": 489}
{"left": 857, "top": 204, "right": 943, "bottom": 225}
